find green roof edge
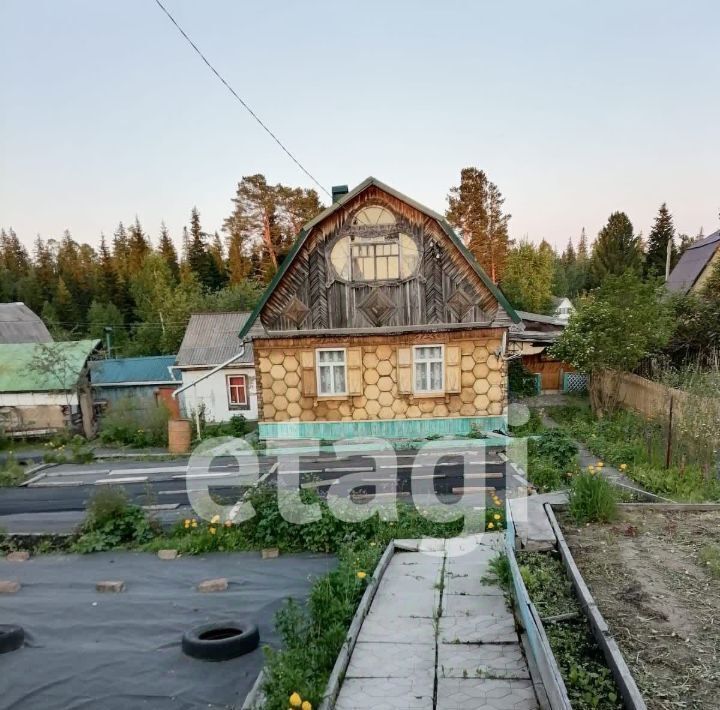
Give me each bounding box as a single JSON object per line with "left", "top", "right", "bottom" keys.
{"left": 238, "top": 177, "right": 519, "bottom": 340}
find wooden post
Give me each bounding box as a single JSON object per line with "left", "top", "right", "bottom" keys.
{"left": 665, "top": 393, "right": 674, "bottom": 470}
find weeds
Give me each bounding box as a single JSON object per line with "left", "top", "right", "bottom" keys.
{"left": 98, "top": 397, "right": 170, "bottom": 448}
{"left": 43, "top": 434, "right": 95, "bottom": 464}
{"left": 72, "top": 487, "right": 158, "bottom": 553}
{"left": 0, "top": 454, "right": 26, "bottom": 486}
{"left": 698, "top": 545, "right": 720, "bottom": 579}
{"left": 525, "top": 429, "right": 579, "bottom": 493}
{"left": 569, "top": 471, "right": 618, "bottom": 524}
{"left": 484, "top": 551, "right": 513, "bottom": 595}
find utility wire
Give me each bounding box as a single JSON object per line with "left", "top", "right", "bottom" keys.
{"left": 152, "top": 0, "right": 331, "bottom": 198}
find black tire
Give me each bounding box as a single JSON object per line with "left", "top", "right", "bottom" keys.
{"left": 0, "top": 625, "right": 24, "bottom": 654}
{"left": 182, "top": 620, "right": 259, "bottom": 661}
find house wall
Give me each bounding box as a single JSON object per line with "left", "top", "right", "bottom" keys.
{"left": 178, "top": 366, "right": 258, "bottom": 422}
{"left": 691, "top": 246, "right": 720, "bottom": 292}
{"left": 0, "top": 391, "right": 79, "bottom": 436}
{"left": 522, "top": 353, "right": 575, "bottom": 391}
{"left": 254, "top": 329, "right": 507, "bottom": 437}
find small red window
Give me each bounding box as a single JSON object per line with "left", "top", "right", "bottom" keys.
{"left": 227, "top": 375, "right": 247, "bottom": 406}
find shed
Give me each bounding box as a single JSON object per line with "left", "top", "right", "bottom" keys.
{"left": 90, "top": 356, "right": 180, "bottom": 415}
{"left": 0, "top": 302, "right": 53, "bottom": 344}
{"left": 175, "top": 313, "right": 258, "bottom": 422}
{"left": 0, "top": 339, "right": 100, "bottom": 437}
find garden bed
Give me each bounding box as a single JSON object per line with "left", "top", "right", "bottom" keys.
{"left": 557, "top": 506, "right": 720, "bottom": 709}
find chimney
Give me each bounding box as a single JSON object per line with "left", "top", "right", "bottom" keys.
{"left": 332, "top": 185, "right": 349, "bottom": 203}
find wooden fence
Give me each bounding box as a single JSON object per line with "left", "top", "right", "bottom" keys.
{"left": 595, "top": 371, "right": 689, "bottom": 420}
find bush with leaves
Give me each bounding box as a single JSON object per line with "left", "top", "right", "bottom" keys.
{"left": 508, "top": 358, "right": 539, "bottom": 398}
{"left": 0, "top": 454, "right": 25, "bottom": 487}
{"left": 72, "top": 488, "right": 158, "bottom": 553}
{"left": 99, "top": 397, "right": 170, "bottom": 448}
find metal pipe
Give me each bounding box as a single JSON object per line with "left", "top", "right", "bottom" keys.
{"left": 172, "top": 345, "right": 246, "bottom": 398}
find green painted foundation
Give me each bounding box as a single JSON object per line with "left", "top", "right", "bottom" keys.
{"left": 258, "top": 415, "right": 507, "bottom": 441}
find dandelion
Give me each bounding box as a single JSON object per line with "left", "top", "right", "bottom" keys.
{"left": 487, "top": 522, "right": 495, "bottom": 529}
{"left": 209, "top": 527, "right": 217, "bottom": 535}
{"left": 183, "top": 519, "right": 190, "bottom": 529}
{"left": 356, "top": 571, "right": 367, "bottom": 580}
{"left": 597, "top": 461, "right": 604, "bottom": 468}
{"left": 619, "top": 463, "right": 628, "bottom": 471}
{"left": 191, "top": 519, "right": 198, "bottom": 528}
{"left": 289, "top": 693, "right": 302, "bottom": 708}
{"left": 493, "top": 513, "right": 501, "bottom": 521}
{"left": 301, "top": 702, "right": 312, "bottom": 710}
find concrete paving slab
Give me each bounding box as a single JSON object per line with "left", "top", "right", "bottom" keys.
{"left": 438, "top": 643, "right": 530, "bottom": 680}
{"left": 436, "top": 678, "right": 538, "bottom": 709}
{"left": 336, "top": 678, "right": 433, "bottom": 709}
{"left": 444, "top": 572, "right": 505, "bottom": 596}
{"left": 357, "top": 612, "right": 436, "bottom": 645}
{"left": 439, "top": 615, "right": 518, "bottom": 644}
{"left": 441, "top": 592, "right": 509, "bottom": 618}
{"left": 370, "top": 590, "right": 438, "bottom": 618}
{"left": 346, "top": 642, "right": 435, "bottom": 678}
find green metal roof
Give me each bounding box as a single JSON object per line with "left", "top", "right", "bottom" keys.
{"left": 0, "top": 339, "right": 101, "bottom": 393}
{"left": 238, "top": 177, "right": 520, "bottom": 340}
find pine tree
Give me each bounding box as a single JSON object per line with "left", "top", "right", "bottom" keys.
{"left": 562, "top": 238, "right": 576, "bottom": 265}
{"left": 645, "top": 203, "right": 677, "bottom": 278}
{"left": 186, "top": 207, "right": 223, "bottom": 291}
{"left": 98, "top": 234, "right": 118, "bottom": 303}
{"left": 33, "top": 236, "right": 56, "bottom": 302}
{"left": 577, "top": 228, "right": 589, "bottom": 261}
{"left": 112, "top": 222, "right": 129, "bottom": 277}
{"left": 157, "top": 222, "right": 179, "bottom": 280}
{"left": 446, "top": 167, "right": 510, "bottom": 282}
{"left": 127, "top": 217, "right": 151, "bottom": 273}
{"left": 590, "top": 212, "right": 642, "bottom": 284}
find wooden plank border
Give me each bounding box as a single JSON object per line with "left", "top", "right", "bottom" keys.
{"left": 544, "top": 504, "right": 647, "bottom": 710}
{"left": 318, "top": 539, "right": 396, "bottom": 710}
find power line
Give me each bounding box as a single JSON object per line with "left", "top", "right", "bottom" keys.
{"left": 152, "top": 0, "right": 331, "bottom": 199}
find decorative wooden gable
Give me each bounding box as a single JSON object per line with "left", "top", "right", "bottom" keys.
{"left": 245, "top": 178, "right": 518, "bottom": 337}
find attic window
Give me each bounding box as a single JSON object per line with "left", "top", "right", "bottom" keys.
{"left": 352, "top": 206, "right": 396, "bottom": 226}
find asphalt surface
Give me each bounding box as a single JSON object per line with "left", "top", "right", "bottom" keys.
{"left": 0, "top": 444, "right": 526, "bottom": 533}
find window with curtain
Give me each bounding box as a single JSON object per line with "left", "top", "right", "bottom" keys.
{"left": 316, "top": 349, "right": 347, "bottom": 395}
{"left": 413, "top": 345, "right": 444, "bottom": 393}
{"left": 227, "top": 375, "right": 248, "bottom": 407}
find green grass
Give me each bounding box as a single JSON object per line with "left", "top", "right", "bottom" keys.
{"left": 698, "top": 545, "right": 720, "bottom": 579}
{"left": 568, "top": 471, "right": 618, "bottom": 524}
{"left": 0, "top": 455, "right": 26, "bottom": 487}
{"left": 548, "top": 404, "right": 720, "bottom": 502}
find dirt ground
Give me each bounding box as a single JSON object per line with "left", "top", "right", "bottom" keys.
{"left": 559, "top": 507, "right": 720, "bottom": 710}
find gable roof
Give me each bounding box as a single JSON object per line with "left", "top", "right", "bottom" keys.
{"left": 667, "top": 229, "right": 720, "bottom": 294}
{"left": 238, "top": 177, "right": 520, "bottom": 340}
{"left": 0, "top": 339, "right": 100, "bottom": 393}
{"left": 0, "top": 302, "right": 53, "bottom": 344}
{"left": 90, "top": 356, "right": 180, "bottom": 386}
{"left": 176, "top": 312, "right": 255, "bottom": 367}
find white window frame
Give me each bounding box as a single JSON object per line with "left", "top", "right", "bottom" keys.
{"left": 226, "top": 374, "right": 248, "bottom": 407}
{"left": 316, "top": 347, "right": 348, "bottom": 396}
{"left": 413, "top": 344, "right": 445, "bottom": 394}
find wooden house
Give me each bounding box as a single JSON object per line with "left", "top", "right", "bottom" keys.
{"left": 239, "top": 177, "right": 521, "bottom": 439}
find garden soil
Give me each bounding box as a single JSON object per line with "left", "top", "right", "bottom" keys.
{"left": 560, "top": 508, "right": 720, "bottom": 710}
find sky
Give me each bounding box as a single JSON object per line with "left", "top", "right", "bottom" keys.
{"left": 1, "top": 0, "right": 718, "bottom": 254}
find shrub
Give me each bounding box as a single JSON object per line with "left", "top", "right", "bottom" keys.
{"left": 508, "top": 359, "right": 539, "bottom": 398}
{"left": 530, "top": 429, "right": 578, "bottom": 469}
{"left": 202, "top": 415, "right": 251, "bottom": 439}
{"left": 72, "top": 487, "right": 158, "bottom": 552}
{"left": 0, "top": 454, "right": 25, "bottom": 487}
{"left": 99, "top": 397, "right": 170, "bottom": 448}
{"left": 569, "top": 472, "right": 618, "bottom": 524}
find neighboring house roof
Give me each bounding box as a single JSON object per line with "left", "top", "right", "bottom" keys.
{"left": 551, "top": 296, "right": 573, "bottom": 308}
{"left": 666, "top": 229, "right": 720, "bottom": 294}
{"left": 238, "top": 176, "right": 520, "bottom": 340}
{"left": 0, "top": 302, "right": 53, "bottom": 344}
{"left": 90, "top": 356, "right": 180, "bottom": 386}
{"left": 516, "top": 310, "right": 567, "bottom": 327}
{"left": 176, "top": 312, "right": 255, "bottom": 367}
{"left": 0, "top": 339, "right": 100, "bottom": 393}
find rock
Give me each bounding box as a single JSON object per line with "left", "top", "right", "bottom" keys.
{"left": 157, "top": 549, "right": 178, "bottom": 560}
{"left": 96, "top": 580, "right": 125, "bottom": 593}
{"left": 261, "top": 547, "right": 279, "bottom": 559}
{"left": 0, "top": 580, "right": 21, "bottom": 594}
{"left": 197, "top": 578, "right": 228, "bottom": 593}
{"left": 6, "top": 551, "right": 30, "bottom": 562}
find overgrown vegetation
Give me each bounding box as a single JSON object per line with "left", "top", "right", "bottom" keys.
{"left": 550, "top": 403, "right": 720, "bottom": 501}
{"left": 525, "top": 429, "right": 579, "bottom": 493}
{"left": 516, "top": 552, "right": 622, "bottom": 710}
{"left": 43, "top": 434, "right": 95, "bottom": 464}
{"left": 0, "top": 453, "right": 26, "bottom": 487}
{"left": 72, "top": 488, "right": 159, "bottom": 553}
{"left": 508, "top": 359, "right": 540, "bottom": 398}
{"left": 262, "top": 543, "right": 382, "bottom": 709}
{"left": 201, "top": 414, "right": 252, "bottom": 439}
{"left": 509, "top": 408, "right": 545, "bottom": 437}
{"left": 568, "top": 470, "right": 618, "bottom": 524}
{"left": 98, "top": 397, "right": 170, "bottom": 448}
{"left": 698, "top": 544, "right": 720, "bottom": 579}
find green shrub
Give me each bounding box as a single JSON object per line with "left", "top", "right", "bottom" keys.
{"left": 530, "top": 429, "right": 578, "bottom": 469}
{"left": 509, "top": 409, "right": 545, "bottom": 437}
{"left": 528, "top": 457, "right": 569, "bottom": 493}
{"left": 99, "top": 398, "right": 170, "bottom": 448}
{"left": 72, "top": 487, "right": 158, "bottom": 552}
{"left": 568, "top": 472, "right": 618, "bottom": 524}
{"left": 0, "top": 454, "right": 25, "bottom": 487}
{"left": 202, "top": 415, "right": 251, "bottom": 439}
{"left": 484, "top": 551, "right": 513, "bottom": 594}
{"left": 508, "top": 359, "right": 539, "bottom": 397}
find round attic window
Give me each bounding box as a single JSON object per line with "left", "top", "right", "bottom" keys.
{"left": 352, "top": 206, "right": 396, "bottom": 226}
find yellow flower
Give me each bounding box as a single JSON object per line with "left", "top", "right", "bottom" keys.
{"left": 356, "top": 571, "right": 367, "bottom": 580}
{"left": 289, "top": 692, "right": 302, "bottom": 708}
{"left": 209, "top": 527, "right": 217, "bottom": 535}
{"left": 191, "top": 520, "right": 198, "bottom": 528}
{"left": 301, "top": 702, "right": 312, "bottom": 710}
{"left": 597, "top": 461, "right": 604, "bottom": 468}
{"left": 211, "top": 514, "right": 220, "bottom": 524}
{"left": 493, "top": 513, "right": 501, "bottom": 521}
{"left": 487, "top": 522, "right": 495, "bottom": 529}
{"left": 224, "top": 520, "right": 232, "bottom": 527}
{"left": 619, "top": 463, "right": 628, "bottom": 471}
{"left": 183, "top": 520, "right": 190, "bottom": 529}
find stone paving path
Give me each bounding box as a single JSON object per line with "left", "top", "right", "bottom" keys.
{"left": 335, "top": 534, "right": 538, "bottom": 710}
